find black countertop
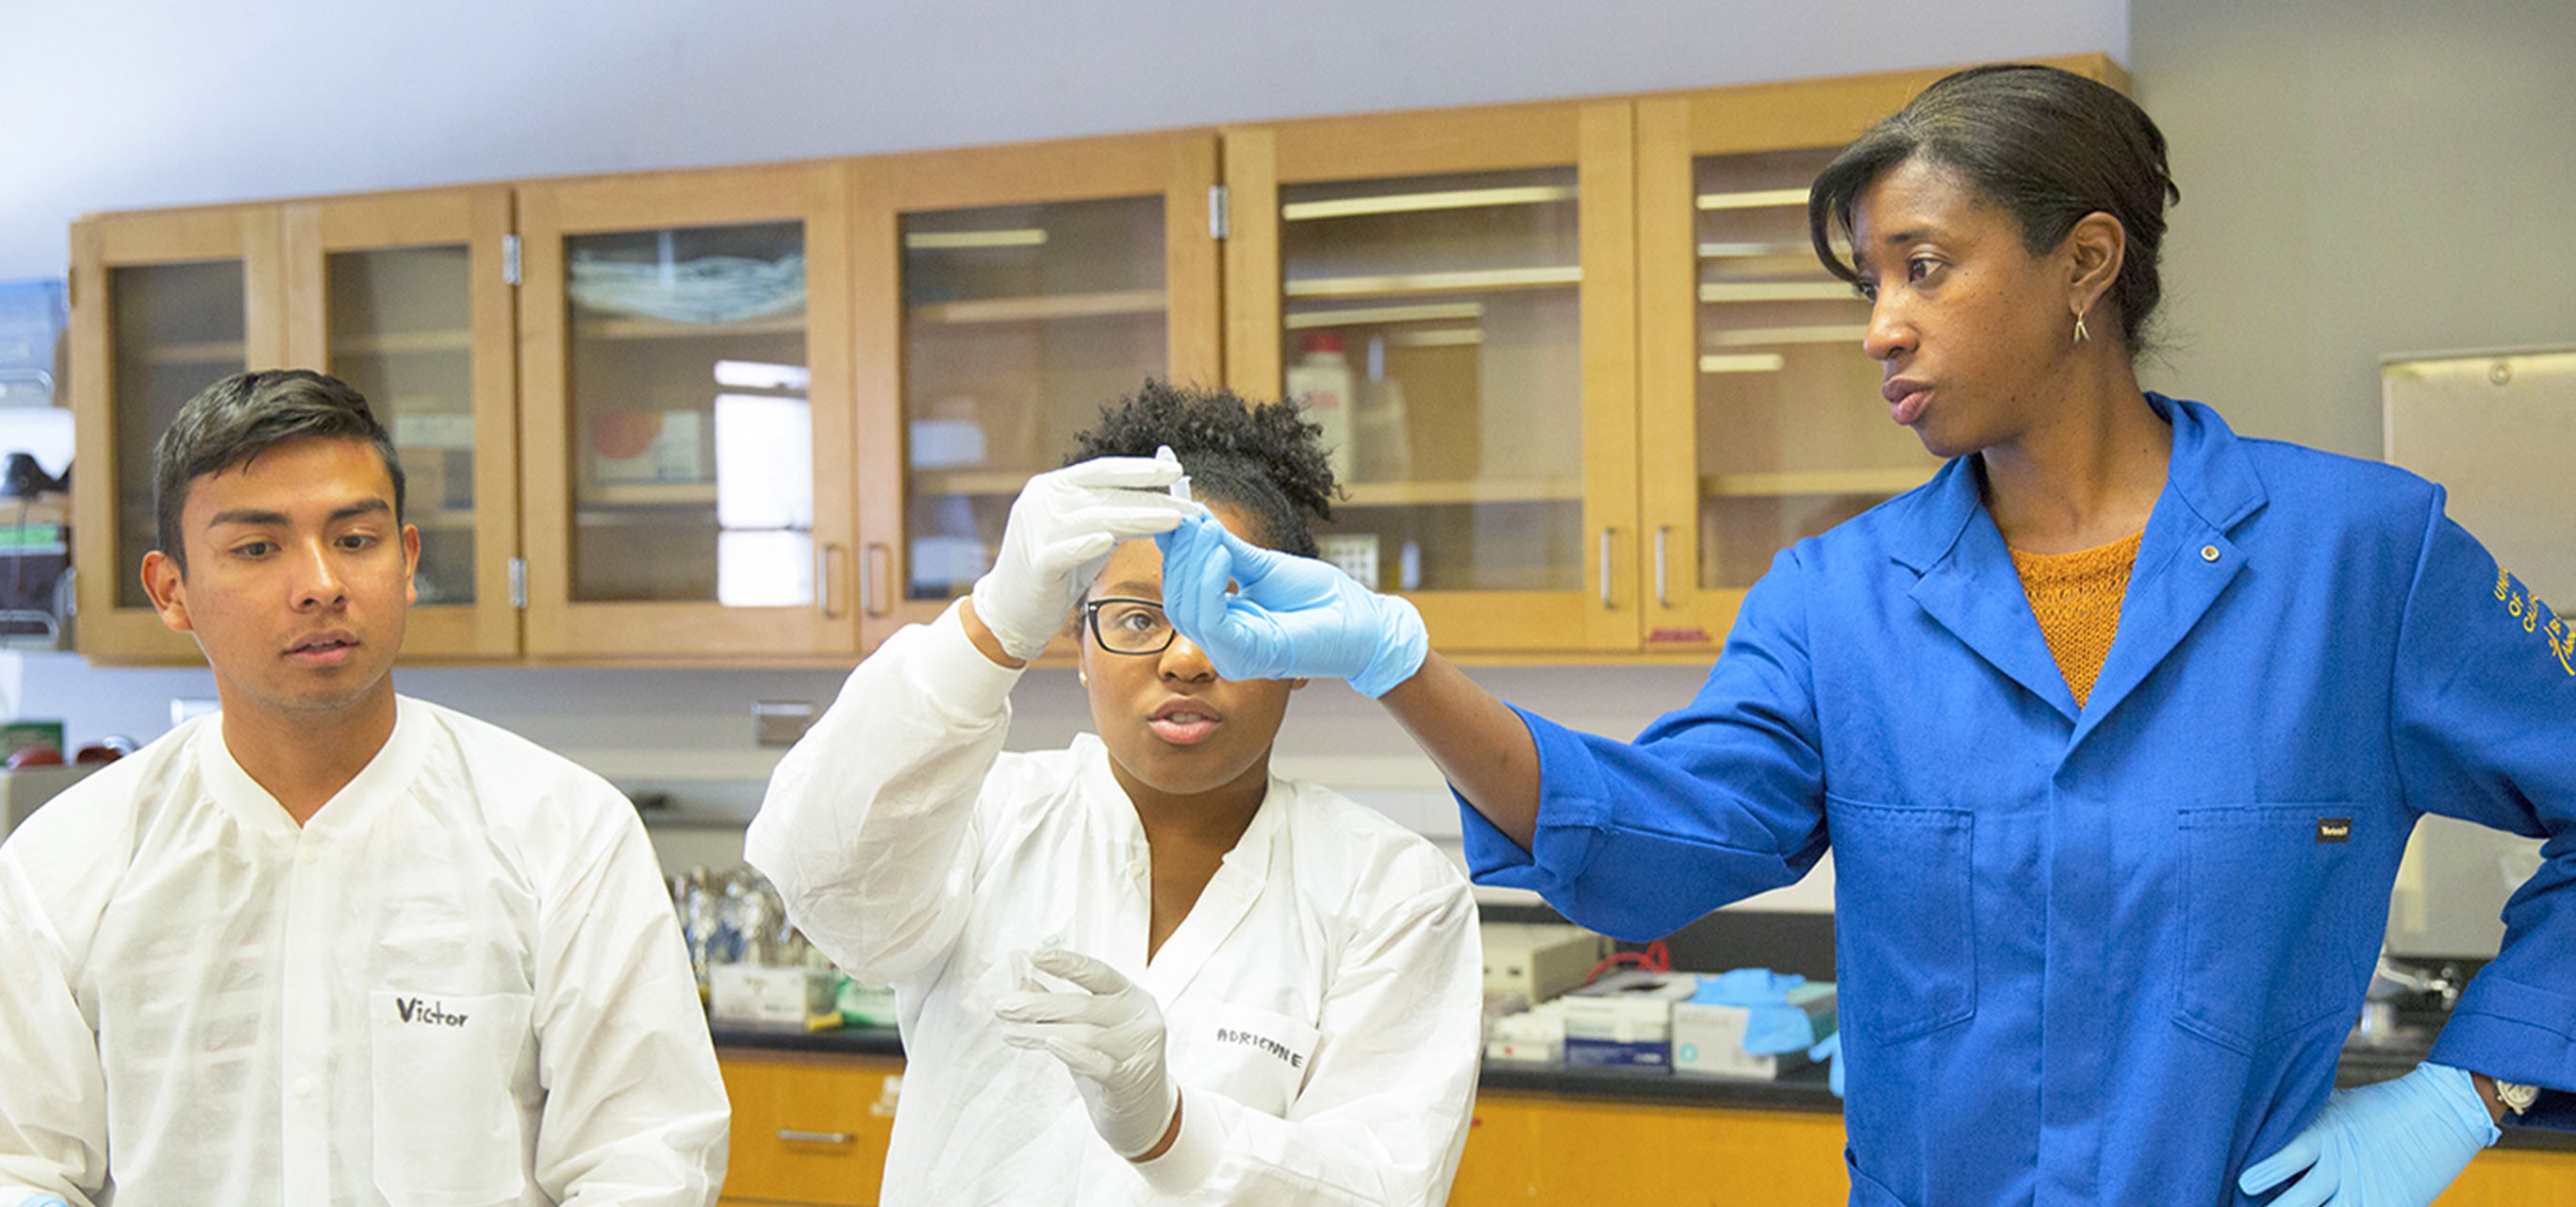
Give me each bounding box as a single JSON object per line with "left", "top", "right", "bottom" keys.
{"left": 711, "top": 1023, "right": 2576, "bottom": 1152}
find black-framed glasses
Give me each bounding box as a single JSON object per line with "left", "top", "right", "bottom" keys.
{"left": 1082, "top": 596, "right": 1174, "bottom": 656}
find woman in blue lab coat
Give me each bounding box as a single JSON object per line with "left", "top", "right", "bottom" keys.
{"left": 1150, "top": 64, "right": 2576, "bottom": 1206}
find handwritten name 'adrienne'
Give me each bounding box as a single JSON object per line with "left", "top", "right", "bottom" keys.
{"left": 1214, "top": 1028, "right": 1303, "bottom": 1068}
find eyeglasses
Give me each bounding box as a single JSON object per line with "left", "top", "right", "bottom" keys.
{"left": 1082, "top": 596, "right": 1175, "bottom": 656}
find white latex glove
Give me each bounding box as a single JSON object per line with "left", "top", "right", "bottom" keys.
{"left": 995, "top": 948, "right": 1180, "bottom": 1160}
{"left": 969, "top": 450, "right": 1198, "bottom": 660}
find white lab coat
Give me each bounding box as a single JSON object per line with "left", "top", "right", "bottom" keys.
{"left": 746, "top": 604, "right": 1483, "bottom": 1206}
{"left": 0, "top": 698, "right": 729, "bottom": 1207}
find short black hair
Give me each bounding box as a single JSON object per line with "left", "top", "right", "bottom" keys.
{"left": 1809, "top": 63, "right": 2182, "bottom": 352}
{"left": 1065, "top": 379, "right": 1335, "bottom": 559}
{"left": 153, "top": 370, "right": 405, "bottom": 573}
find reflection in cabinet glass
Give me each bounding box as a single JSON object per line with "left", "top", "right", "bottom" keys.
{"left": 325, "top": 245, "right": 477, "bottom": 606}
{"left": 563, "top": 222, "right": 813, "bottom": 607}
{"left": 1693, "top": 149, "right": 1938, "bottom": 589}
{"left": 1279, "top": 168, "right": 1584, "bottom": 593}
{"left": 112, "top": 259, "right": 248, "bottom": 608}
{"left": 900, "top": 196, "right": 1167, "bottom": 602}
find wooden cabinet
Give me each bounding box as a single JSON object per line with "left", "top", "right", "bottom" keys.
{"left": 1449, "top": 1092, "right": 1849, "bottom": 1205}
{"left": 517, "top": 163, "right": 860, "bottom": 659}
{"left": 718, "top": 1051, "right": 904, "bottom": 1207}
{"left": 283, "top": 186, "right": 521, "bottom": 659}
{"left": 69, "top": 203, "right": 286, "bottom": 660}
{"left": 1631, "top": 56, "right": 2124, "bottom": 651}
{"left": 1222, "top": 99, "right": 1642, "bottom": 654}
{"left": 74, "top": 55, "right": 2166, "bottom": 666}
{"left": 849, "top": 131, "right": 1221, "bottom": 651}
{"left": 69, "top": 188, "right": 521, "bottom": 662}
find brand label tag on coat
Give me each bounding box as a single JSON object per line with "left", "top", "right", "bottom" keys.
{"left": 2316, "top": 818, "right": 2353, "bottom": 844}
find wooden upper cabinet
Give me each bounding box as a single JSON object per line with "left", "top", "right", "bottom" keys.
{"left": 516, "top": 162, "right": 860, "bottom": 659}
{"left": 281, "top": 185, "right": 520, "bottom": 660}
{"left": 1222, "top": 99, "right": 1641, "bottom": 654}
{"left": 1632, "top": 54, "right": 2127, "bottom": 648}
{"left": 69, "top": 204, "right": 287, "bottom": 661}
{"left": 848, "top": 130, "right": 1221, "bottom": 653}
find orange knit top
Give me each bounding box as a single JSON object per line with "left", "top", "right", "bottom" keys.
{"left": 2009, "top": 532, "right": 2143, "bottom": 707}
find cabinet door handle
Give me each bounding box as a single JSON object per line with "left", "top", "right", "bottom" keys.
{"left": 817, "top": 543, "right": 848, "bottom": 618}
{"left": 776, "top": 1128, "right": 854, "bottom": 1145}
{"left": 1598, "top": 528, "right": 1616, "bottom": 609}
{"left": 862, "top": 543, "right": 894, "bottom": 618}
{"left": 1654, "top": 525, "right": 1672, "bottom": 608}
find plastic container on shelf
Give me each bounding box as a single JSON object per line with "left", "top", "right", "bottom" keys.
{"left": 1284, "top": 332, "right": 1356, "bottom": 485}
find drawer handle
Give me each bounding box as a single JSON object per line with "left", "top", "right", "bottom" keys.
{"left": 776, "top": 1129, "right": 854, "bottom": 1145}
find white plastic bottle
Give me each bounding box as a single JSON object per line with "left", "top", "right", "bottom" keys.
{"left": 1284, "top": 332, "right": 1356, "bottom": 484}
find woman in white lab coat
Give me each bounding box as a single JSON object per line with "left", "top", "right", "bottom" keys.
{"left": 746, "top": 381, "right": 1482, "bottom": 1206}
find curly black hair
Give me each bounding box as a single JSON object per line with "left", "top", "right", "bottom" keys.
{"left": 1065, "top": 379, "right": 1336, "bottom": 558}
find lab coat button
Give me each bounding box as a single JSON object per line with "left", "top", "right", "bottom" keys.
{"left": 291, "top": 1076, "right": 315, "bottom": 1097}
{"left": 297, "top": 845, "right": 319, "bottom": 865}
{"left": 2200, "top": 544, "right": 2221, "bottom": 562}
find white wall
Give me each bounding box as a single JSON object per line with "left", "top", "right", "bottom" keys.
{"left": 2131, "top": 0, "right": 2576, "bottom": 457}
{"left": 3, "top": 0, "right": 2124, "bottom": 280}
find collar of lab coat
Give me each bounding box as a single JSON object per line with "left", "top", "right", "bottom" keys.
{"left": 1889, "top": 394, "right": 2269, "bottom": 736}
{"left": 196, "top": 696, "right": 432, "bottom": 837}
{"left": 1068, "top": 733, "right": 1289, "bottom": 1003}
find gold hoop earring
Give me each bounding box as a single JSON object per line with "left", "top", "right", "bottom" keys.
{"left": 2073, "top": 314, "right": 2091, "bottom": 346}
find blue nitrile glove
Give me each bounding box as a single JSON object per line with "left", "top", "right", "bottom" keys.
{"left": 2237, "top": 1062, "right": 2498, "bottom": 1207}
{"left": 1699, "top": 968, "right": 1818, "bottom": 1056}
{"left": 1156, "top": 512, "right": 1428, "bottom": 698}
{"left": 1810, "top": 1032, "right": 1843, "bottom": 1098}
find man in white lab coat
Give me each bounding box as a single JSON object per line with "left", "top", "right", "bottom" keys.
{"left": 0, "top": 371, "right": 728, "bottom": 1207}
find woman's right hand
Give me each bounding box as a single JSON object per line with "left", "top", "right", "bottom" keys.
{"left": 970, "top": 453, "right": 1199, "bottom": 661}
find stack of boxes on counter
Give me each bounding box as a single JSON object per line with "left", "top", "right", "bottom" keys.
{"left": 1481, "top": 922, "right": 1839, "bottom": 1080}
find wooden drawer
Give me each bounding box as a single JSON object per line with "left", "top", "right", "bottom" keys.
{"left": 718, "top": 1051, "right": 904, "bottom": 1207}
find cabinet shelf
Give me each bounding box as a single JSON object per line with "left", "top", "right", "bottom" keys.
{"left": 573, "top": 313, "right": 805, "bottom": 341}
{"left": 407, "top": 508, "right": 478, "bottom": 531}
{"left": 1341, "top": 477, "right": 1584, "bottom": 506}
{"left": 332, "top": 329, "right": 473, "bottom": 356}
{"left": 1705, "top": 324, "right": 1869, "bottom": 348}
{"left": 908, "top": 474, "right": 1588, "bottom": 508}
{"left": 1701, "top": 468, "right": 1933, "bottom": 498}
{"left": 1285, "top": 267, "right": 1580, "bottom": 299}
{"left": 1698, "top": 282, "right": 1858, "bottom": 304}
{"left": 130, "top": 339, "right": 246, "bottom": 366}
{"left": 581, "top": 482, "right": 720, "bottom": 506}
{"left": 908, "top": 289, "right": 1165, "bottom": 325}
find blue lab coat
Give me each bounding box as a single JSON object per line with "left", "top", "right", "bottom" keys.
{"left": 1463, "top": 396, "right": 2576, "bottom": 1205}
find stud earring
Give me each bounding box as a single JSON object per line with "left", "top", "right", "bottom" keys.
{"left": 2073, "top": 314, "right": 2091, "bottom": 346}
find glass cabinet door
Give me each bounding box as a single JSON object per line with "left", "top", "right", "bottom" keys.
{"left": 899, "top": 197, "right": 1171, "bottom": 599}
{"left": 519, "top": 165, "right": 857, "bottom": 658}
{"left": 1224, "top": 103, "right": 1639, "bottom": 653}
{"left": 287, "top": 187, "right": 520, "bottom": 658}
{"left": 70, "top": 206, "right": 284, "bottom": 659}
{"left": 852, "top": 133, "right": 1222, "bottom": 651}
{"left": 1689, "top": 146, "right": 1940, "bottom": 584}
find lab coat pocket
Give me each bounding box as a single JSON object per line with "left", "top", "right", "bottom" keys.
{"left": 369, "top": 988, "right": 533, "bottom": 1206}
{"left": 1177, "top": 1002, "right": 1321, "bottom": 1117}
{"left": 2175, "top": 804, "right": 2376, "bottom": 1053}
{"left": 1825, "top": 798, "right": 1975, "bottom": 1045}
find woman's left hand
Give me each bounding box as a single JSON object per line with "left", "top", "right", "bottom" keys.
{"left": 2237, "top": 1062, "right": 2499, "bottom": 1206}
{"left": 994, "top": 949, "right": 1181, "bottom": 1160}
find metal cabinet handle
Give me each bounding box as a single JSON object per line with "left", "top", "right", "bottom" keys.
{"left": 862, "top": 543, "right": 893, "bottom": 618}
{"left": 1654, "top": 525, "right": 1672, "bottom": 608}
{"left": 1598, "top": 528, "right": 1616, "bottom": 609}
{"left": 817, "top": 543, "right": 848, "bottom": 618}
{"left": 776, "top": 1128, "right": 854, "bottom": 1145}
